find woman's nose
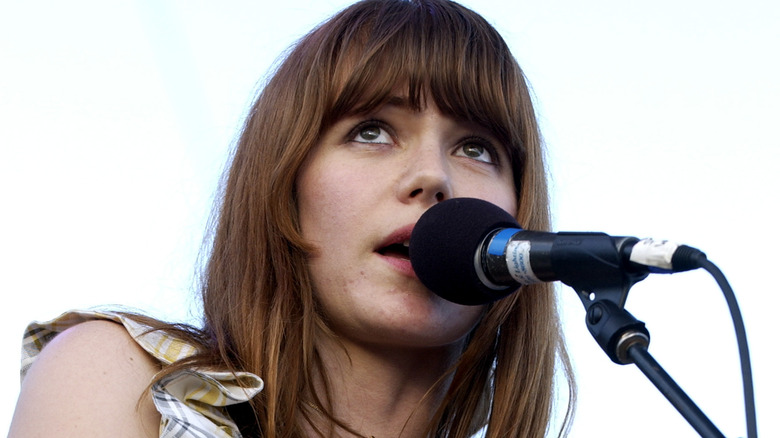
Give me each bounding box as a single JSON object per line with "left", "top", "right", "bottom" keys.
{"left": 395, "top": 146, "right": 453, "bottom": 206}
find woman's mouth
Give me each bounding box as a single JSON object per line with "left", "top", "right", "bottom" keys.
{"left": 377, "top": 240, "right": 410, "bottom": 260}
{"left": 376, "top": 225, "right": 416, "bottom": 277}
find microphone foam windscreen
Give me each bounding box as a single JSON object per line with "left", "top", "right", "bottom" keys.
{"left": 409, "top": 198, "right": 521, "bottom": 305}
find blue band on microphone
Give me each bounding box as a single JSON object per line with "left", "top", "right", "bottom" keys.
{"left": 488, "top": 228, "right": 521, "bottom": 256}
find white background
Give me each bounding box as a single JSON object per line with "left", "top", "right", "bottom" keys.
{"left": 1, "top": 1, "right": 777, "bottom": 436}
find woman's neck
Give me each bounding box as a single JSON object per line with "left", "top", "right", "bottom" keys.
{"left": 305, "top": 334, "right": 463, "bottom": 438}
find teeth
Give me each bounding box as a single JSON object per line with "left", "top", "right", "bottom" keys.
{"left": 402, "top": 240, "right": 410, "bottom": 247}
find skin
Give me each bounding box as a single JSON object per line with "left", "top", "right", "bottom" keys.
{"left": 296, "top": 97, "right": 517, "bottom": 436}
{"left": 7, "top": 320, "right": 161, "bottom": 437}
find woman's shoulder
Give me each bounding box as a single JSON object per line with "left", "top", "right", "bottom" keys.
{"left": 19, "top": 309, "right": 200, "bottom": 377}
{"left": 9, "top": 317, "right": 162, "bottom": 437}
{"left": 10, "top": 309, "right": 266, "bottom": 438}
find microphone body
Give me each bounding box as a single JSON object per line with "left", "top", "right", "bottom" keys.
{"left": 478, "top": 228, "right": 639, "bottom": 289}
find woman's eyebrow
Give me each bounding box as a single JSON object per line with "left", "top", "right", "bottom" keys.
{"left": 385, "top": 95, "right": 416, "bottom": 110}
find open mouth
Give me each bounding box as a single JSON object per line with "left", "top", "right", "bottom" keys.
{"left": 378, "top": 242, "right": 410, "bottom": 260}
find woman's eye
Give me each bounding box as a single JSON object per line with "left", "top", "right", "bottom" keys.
{"left": 352, "top": 124, "right": 392, "bottom": 144}
{"left": 457, "top": 142, "right": 495, "bottom": 164}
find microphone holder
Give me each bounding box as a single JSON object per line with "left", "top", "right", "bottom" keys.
{"left": 574, "top": 282, "right": 726, "bottom": 437}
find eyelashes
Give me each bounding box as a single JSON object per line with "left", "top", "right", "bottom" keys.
{"left": 346, "top": 119, "right": 503, "bottom": 166}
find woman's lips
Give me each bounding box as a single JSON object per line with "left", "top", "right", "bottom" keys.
{"left": 379, "top": 253, "right": 416, "bottom": 277}
{"left": 376, "top": 224, "right": 417, "bottom": 277}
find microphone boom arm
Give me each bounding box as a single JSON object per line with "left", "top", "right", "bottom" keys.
{"left": 567, "top": 256, "right": 726, "bottom": 437}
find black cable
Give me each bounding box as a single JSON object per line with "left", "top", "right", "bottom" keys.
{"left": 699, "top": 259, "right": 757, "bottom": 438}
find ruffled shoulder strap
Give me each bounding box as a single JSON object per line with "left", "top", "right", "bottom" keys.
{"left": 20, "top": 309, "right": 264, "bottom": 438}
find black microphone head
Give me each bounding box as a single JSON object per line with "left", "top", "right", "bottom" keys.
{"left": 409, "top": 197, "right": 521, "bottom": 305}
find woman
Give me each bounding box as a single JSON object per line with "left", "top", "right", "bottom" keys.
{"left": 9, "top": 0, "right": 575, "bottom": 436}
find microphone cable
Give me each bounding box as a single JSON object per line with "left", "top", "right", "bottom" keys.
{"left": 699, "top": 259, "right": 757, "bottom": 438}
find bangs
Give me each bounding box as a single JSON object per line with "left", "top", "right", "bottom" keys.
{"left": 317, "top": 0, "right": 531, "bottom": 172}
{"left": 325, "top": 0, "right": 528, "bottom": 148}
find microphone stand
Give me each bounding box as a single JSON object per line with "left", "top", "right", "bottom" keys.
{"left": 575, "top": 285, "right": 726, "bottom": 437}
{"left": 540, "top": 233, "right": 738, "bottom": 436}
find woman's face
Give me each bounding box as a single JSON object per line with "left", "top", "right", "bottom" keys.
{"left": 296, "top": 97, "right": 517, "bottom": 351}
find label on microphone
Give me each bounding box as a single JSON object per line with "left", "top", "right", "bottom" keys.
{"left": 629, "top": 238, "right": 678, "bottom": 270}
{"left": 506, "top": 240, "right": 540, "bottom": 285}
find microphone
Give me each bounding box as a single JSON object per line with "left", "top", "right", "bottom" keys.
{"left": 409, "top": 198, "right": 707, "bottom": 305}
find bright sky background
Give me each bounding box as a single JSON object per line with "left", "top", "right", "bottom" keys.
{"left": 1, "top": 1, "right": 777, "bottom": 436}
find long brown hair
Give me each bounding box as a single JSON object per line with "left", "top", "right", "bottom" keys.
{"left": 151, "top": 1, "right": 575, "bottom": 436}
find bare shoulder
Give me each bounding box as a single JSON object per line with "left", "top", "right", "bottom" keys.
{"left": 9, "top": 319, "right": 162, "bottom": 437}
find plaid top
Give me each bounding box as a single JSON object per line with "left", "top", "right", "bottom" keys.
{"left": 20, "top": 309, "right": 265, "bottom": 438}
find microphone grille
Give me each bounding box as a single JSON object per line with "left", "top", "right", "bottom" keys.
{"left": 409, "top": 198, "right": 520, "bottom": 305}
